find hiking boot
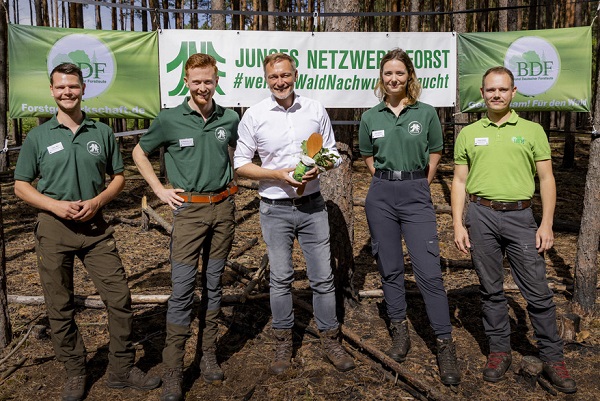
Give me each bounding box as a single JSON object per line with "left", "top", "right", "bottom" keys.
{"left": 270, "top": 329, "right": 293, "bottom": 375}
{"left": 387, "top": 320, "right": 411, "bottom": 362}
{"left": 320, "top": 327, "right": 355, "bottom": 372}
{"left": 542, "top": 360, "right": 577, "bottom": 394}
{"left": 436, "top": 338, "right": 461, "bottom": 386}
{"left": 106, "top": 366, "right": 161, "bottom": 390}
{"left": 61, "top": 375, "right": 86, "bottom": 401}
{"left": 200, "top": 346, "right": 224, "bottom": 383}
{"left": 160, "top": 367, "right": 183, "bottom": 401}
{"left": 483, "top": 351, "right": 512, "bottom": 382}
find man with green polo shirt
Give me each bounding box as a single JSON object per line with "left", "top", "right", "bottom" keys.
{"left": 132, "top": 53, "right": 238, "bottom": 401}
{"left": 451, "top": 66, "right": 576, "bottom": 393}
{"left": 14, "top": 63, "right": 160, "bottom": 401}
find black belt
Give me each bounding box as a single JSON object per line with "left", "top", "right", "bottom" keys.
{"left": 374, "top": 169, "right": 427, "bottom": 180}
{"left": 469, "top": 194, "right": 531, "bottom": 211}
{"left": 261, "top": 191, "right": 321, "bottom": 206}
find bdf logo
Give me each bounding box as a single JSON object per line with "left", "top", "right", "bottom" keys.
{"left": 504, "top": 36, "right": 560, "bottom": 96}
{"left": 47, "top": 34, "right": 116, "bottom": 99}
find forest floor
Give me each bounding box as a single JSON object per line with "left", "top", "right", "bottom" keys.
{"left": 0, "top": 134, "right": 599, "bottom": 401}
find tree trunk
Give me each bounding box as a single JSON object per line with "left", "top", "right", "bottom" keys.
{"left": 453, "top": 0, "right": 469, "bottom": 139}
{"left": 267, "top": 0, "right": 275, "bottom": 30}
{"left": 212, "top": 0, "right": 225, "bottom": 30}
{"left": 323, "top": 0, "right": 360, "bottom": 312}
{"left": 409, "top": 0, "right": 419, "bottom": 32}
{"left": 0, "top": 0, "right": 12, "bottom": 349}
{"left": 572, "top": 23, "right": 600, "bottom": 314}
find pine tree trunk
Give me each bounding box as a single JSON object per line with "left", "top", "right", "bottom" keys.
{"left": 212, "top": 0, "right": 226, "bottom": 30}
{"left": 322, "top": 0, "right": 360, "bottom": 311}
{"left": 0, "top": 0, "right": 12, "bottom": 348}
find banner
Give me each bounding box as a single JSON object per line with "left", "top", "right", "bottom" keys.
{"left": 458, "top": 27, "right": 591, "bottom": 112}
{"left": 8, "top": 24, "right": 160, "bottom": 118}
{"left": 158, "top": 30, "right": 457, "bottom": 108}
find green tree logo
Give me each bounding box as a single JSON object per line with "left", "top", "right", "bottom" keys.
{"left": 166, "top": 41, "right": 226, "bottom": 96}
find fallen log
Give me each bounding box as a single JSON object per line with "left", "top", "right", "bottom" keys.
{"left": 237, "top": 178, "right": 259, "bottom": 190}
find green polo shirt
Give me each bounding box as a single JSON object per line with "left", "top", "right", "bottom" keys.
{"left": 359, "top": 101, "right": 443, "bottom": 171}
{"left": 14, "top": 114, "right": 124, "bottom": 201}
{"left": 139, "top": 98, "right": 239, "bottom": 192}
{"left": 454, "top": 110, "right": 551, "bottom": 202}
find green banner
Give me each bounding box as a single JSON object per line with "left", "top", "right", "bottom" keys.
{"left": 458, "top": 27, "right": 591, "bottom": 112}
{"left": 8, "top": 24, "right": 159, "bottom": 118}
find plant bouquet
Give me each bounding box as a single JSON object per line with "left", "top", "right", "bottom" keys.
{"left": 292, "top": 133, "right": 339, "bottom": 182}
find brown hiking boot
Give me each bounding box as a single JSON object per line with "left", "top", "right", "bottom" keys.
{"left": 61, "top": 375, "right": 86, "bottom": 401}
{"left": 320, "top": 327, "right": 355, "bottom": 372}
{"left": 160, "top": 367, "right": 183, "bottom": 401}
{"left": 483, "top": 351, "right": 512, "bottom": 382}
{"left": 542, "top": 360, "right": 577, "bottom": 394}
{"left": 106, "top": 366, "right": 161, "bottom": 390}
{"left": 387, "top": 320, "right": 411, "bottom": 362}
{"left": 200, "top": 346, "right": 224, "bottom": 383}
{"left": 270, "top": 329, "right": 293, "bottom": 375}
{"left": 436, "top": 338, "right": 461, "bottom": 386}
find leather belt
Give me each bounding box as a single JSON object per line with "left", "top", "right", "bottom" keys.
{"left": 261, "top": 191, "right": 321, "bottom": 206}
{"left": 469, "top": 194, "right": 531, "bottom": 211}
{"left": 374, "top": 169, "right": 427, "bottom": 180}
{"left": 180, "top": 185, "right": 238, "bottom": 204}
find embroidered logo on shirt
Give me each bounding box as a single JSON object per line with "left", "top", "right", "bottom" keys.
{"left": 87, "top": 141, "right": 101, "bottom": 156}
{"left": 408, "top": 121, "right": 423, "bottom": 135}
{"left": 512, "top": 136, "right": 526, "bottom": 144}
{"left": 215, "top": 127, "right": 228, "bottom": 142}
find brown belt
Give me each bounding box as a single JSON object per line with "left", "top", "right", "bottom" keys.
{"left": 469, "top": 194, "right": 531, "bottom": 211}
{"left": 180, "top": 185, "right": 238, "bottom": 204}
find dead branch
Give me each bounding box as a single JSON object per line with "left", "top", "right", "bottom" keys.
{"left": 0, "top": 356, "right": 27, "bottom": 383}
{"left": 241, "top": 254, "right": 269, "bottom": 303}
{"left": 0, "top": 325, "right": 33, "bottom": 367}
{"left": 291, "top": 296, "right": 455, "bottom": 401}
{"left": 226, "top": 260, "right": 253, "bottom": 279}
{"left": 141, "top": 196, "right": 173, "bottom": 232}
{"left": 230, "top": 237, "right": 259, "bottom": 259}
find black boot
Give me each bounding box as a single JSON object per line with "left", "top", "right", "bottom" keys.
{"left": 436, "top": 338, "right": 461, "bottom": 386}
{"left": 387, "top": 320, "right": 411, "bottom": 362}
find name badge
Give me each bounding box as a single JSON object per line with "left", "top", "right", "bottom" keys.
{"left": 474, "top": 137, "right": 489, "bottom": 146}
{"left": 47, "top": 142, "right": 64, "bottom": 154}
{"left": 179, "top": 138, "right": 194, "bottom": 147}
{"left": 372, "top": 130, "right": 385, "bottom": 139}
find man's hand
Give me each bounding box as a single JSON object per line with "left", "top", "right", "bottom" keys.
{"left": 155, "top": 187, "right": 186, "bottom": 210}
{"left": 72, "top": 199, "right": 101, "bottom": 221}
{"left": 50, "top": 200, "right": 84, "bottom": 220}
{"left": 277, "top": 168, "right": 302, "bottom": 187}
{"left": 453, "top": 224, "right": 471, "bottom": 255}
{"left": 536, "top": 225, "right": 554, "bottom": 253}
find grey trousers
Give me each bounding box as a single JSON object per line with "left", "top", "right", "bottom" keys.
{"left": 465, "top": 202, "right": 564, "bottom": 362}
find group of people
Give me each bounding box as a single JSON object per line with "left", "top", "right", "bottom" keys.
{"left": 13, "top": 48, "right": 577, "bottom": 401}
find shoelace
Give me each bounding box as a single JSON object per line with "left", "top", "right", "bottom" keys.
{"left": 391, "top": 326, "right": 409, "bottom": 347}
{"left": 275, "top": 341, "right": 292, "bottom": 360}
{"left": 438, "top": 342, "right": 456, "bottom": 366}
{"left": 325, "top": 338, "right": 349, "bottom": 358}
{"left": 163, "top": 368, "right": 182, "bottom": 391}
{"left": 548, "top": 361, "right": 571, "bottom": 379}
{"left": 202, "top": 353, "right": 219, "bottom": 369}
{"left": 486, "top": 352, "right": 509, "bottom": 369}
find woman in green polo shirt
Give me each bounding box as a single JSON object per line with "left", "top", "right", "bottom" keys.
{"left": 358, "top": 48, "right": 460, "bottom": 386}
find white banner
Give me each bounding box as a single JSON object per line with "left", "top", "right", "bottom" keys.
{"left": 158, "top": 30, "right": 456, "bottom": 108}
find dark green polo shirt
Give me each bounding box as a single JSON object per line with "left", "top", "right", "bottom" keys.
{"left": 359, "top": 101, "right": 443, "bottom": 171}
{"left": 14, "top": 114, "right": 124, "bottom": 201}
{"left": 139, "top": 98, "right": 239, "bottom": 192}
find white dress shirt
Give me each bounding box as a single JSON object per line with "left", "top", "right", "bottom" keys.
{"left": 234, "top": 93, "right": 340, "bottom": 199}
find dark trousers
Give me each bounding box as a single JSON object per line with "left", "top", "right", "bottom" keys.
{"left": 465, "top": 202, "right": 563, "bottom": 362}
{"left": 34, "top": 212, "right": 134, "bottom": 376}
{"left": 162, "top": 198, "right": 235, "bottom": 368}
{"left": 365, "top": 177, "right": 452, "bottom": 338}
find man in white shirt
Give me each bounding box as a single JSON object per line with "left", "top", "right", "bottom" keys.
{"left": 234, "top": 53, "right": 355, "bottom": 375}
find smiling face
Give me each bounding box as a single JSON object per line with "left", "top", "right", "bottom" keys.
{"left": 481, "top": 71, "right": 517, "bottom": 117}
{"left": 50, "top": 72, "right": 85, "bottom": 114}
{"left": 184, "top": 66, "right": 218, "bottom": 110}
{"left": 265, "top": 59, "right": 297, "bottom": 106}
{"left": 381, "top": 59, "right": 409, "bottom": 98}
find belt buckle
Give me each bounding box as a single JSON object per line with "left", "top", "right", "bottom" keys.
{"left": 292, "top": 197, "right": 303, "bottom": 206}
